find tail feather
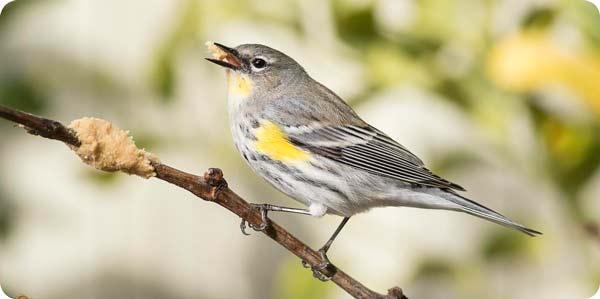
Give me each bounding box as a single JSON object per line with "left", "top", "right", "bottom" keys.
{"left": 443, "top": 192, "right": 542, "bottom": 237}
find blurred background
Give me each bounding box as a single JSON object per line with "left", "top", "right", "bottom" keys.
{"left": 1, "top": 0, "right": 599, "bottom": 298}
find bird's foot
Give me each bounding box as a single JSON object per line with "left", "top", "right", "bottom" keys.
{"left": 302, "top": 248, "right": 334, "bottom": 281}
{"left": 240, "top": 203, "right": 270, "bottom": 235}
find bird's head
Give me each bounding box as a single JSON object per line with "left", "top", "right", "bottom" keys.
{"left": 206, "top": 42, "right": 306, "bottom": 98}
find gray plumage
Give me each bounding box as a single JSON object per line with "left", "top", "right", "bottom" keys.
{"left": 210, "top": 43, "right": 541, "bottom": 237}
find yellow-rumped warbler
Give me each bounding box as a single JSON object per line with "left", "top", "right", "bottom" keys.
{"left": 206, "top": 42, "right": 541, "bottom": 278}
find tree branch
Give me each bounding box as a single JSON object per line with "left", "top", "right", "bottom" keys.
{"left": 0, "top": 104, "right": 408, "bottom": 299}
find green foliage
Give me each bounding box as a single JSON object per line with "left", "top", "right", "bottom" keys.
{"left": 333, "top": 2, "right": 378, "bottom": 46}
{"left": 364, "top": 43, "right": 434, "bottom": 89}
{"left": 0, "top": 193, "right": 15, "bottom": 241}
{"left": 0, "top": 76, "right": 47, "bottom": 113}
{"left": 413, "top": 259, "right": 455, "bottom": 279}
{"left": 434, "top": 79, "right": 473, "bottom": 108}
{"left": 522, "top": 8, "right": 557, "bottom": 29}
{"left": 150, "top": 0, "right": 202, "bottom": 100}
{"left": 527, "top": 99, "right": 600, "bottom": 203}
{"left": 482, "top": 231, "right": 530, "bottom": 260}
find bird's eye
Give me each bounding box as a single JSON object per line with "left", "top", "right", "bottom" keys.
{"left": 251, "top": 58, "right": 267, "bottom": 69}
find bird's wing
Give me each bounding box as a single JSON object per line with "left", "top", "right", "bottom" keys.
{"left": 286, "top": 125, "right": 466, "bottom": 191}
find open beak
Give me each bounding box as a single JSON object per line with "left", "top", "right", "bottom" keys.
{"left": 205, "top": 42, "right": 243, "bottom": 71}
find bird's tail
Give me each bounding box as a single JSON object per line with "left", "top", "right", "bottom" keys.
{"left": 443, "top": 191, "right": 542, "bottom": 237}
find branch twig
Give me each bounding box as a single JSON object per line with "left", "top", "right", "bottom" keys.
{"left": 0, "top": 105, "right": 408, "bottom": 299}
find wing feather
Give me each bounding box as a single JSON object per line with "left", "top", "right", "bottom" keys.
{"left": 287, "top": 125, "right": 465, "bottom": 191}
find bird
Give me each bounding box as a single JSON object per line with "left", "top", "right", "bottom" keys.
{"left": 205, "top": 42, "right": 541, "bottom": 279}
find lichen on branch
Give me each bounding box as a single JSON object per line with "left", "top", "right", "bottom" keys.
{"left": 68, "top": 117, "right": 158, "bottom": 178}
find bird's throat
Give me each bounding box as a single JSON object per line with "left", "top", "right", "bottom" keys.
{"left": 227, "top": 71, "right": 253, "bottom": 98}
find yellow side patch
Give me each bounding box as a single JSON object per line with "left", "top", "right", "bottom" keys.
{"left": 254, "top": 121, "right": 310, "bottom": 163}
{"left": 227, "top": 72, "right": 253, "bottom": 97}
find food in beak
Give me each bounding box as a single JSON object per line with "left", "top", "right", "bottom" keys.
{"left": 205, "top": 41, "right": 242, "bottom": 70}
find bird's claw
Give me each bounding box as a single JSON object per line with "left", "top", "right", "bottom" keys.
{"left": 240, "top": 218, "right": 251, "bottom": 235}
{"left": 302, "top": 248, "right": 334, "bottom": 281}
{"left": 249, "top": 204, "right": 269, "bottom": 231}
{"left": 239, "top": 203, "right": 270, "bottom": 235}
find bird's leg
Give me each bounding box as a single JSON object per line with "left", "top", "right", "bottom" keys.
{"left": 303, "top": 217, "right": 350, "bottom": 281}
{"left": 240, "top": 204, "right": 311, "bottom": 235}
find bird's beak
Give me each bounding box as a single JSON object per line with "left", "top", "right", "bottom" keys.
{"left": 205, "top": 42, "right": 243, "bottom": 71}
